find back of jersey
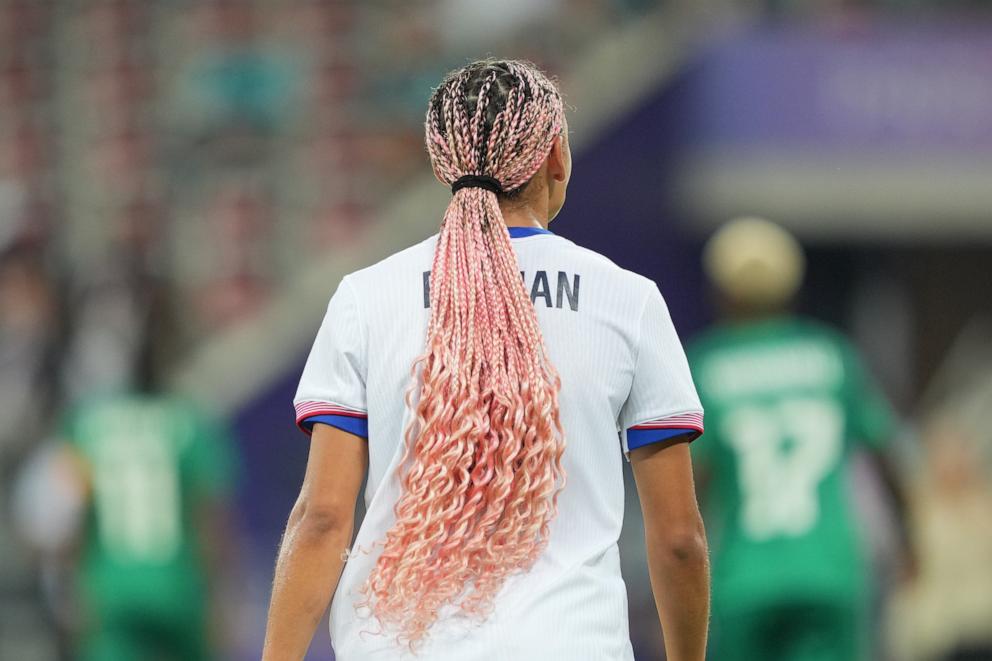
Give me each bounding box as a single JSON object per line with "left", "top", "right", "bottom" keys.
{"left": 295, "top": 227, "right": 703, "bottom": 660}
{"left": 688, "top": 317, "right": 894, "bottom": 610}
{"left": 66, "top": 394, "right": 235, "bottom": 618}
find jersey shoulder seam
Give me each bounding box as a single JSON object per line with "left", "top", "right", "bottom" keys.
{"left": 340, "top": 276, "right": 369, "bottom": 370}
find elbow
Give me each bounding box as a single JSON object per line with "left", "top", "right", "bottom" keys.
{"left": 669, "top": 529, "right": 708, "bottom": 566}
{"left": 650, "top": 520, "right": 708, "bottom": 567}
{"left": 288, "top": 500, "right": 353, "bottom": 540}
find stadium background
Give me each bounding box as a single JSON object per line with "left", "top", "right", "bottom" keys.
{"left": 2, "top": 0, "right": 991, "bottom": 659}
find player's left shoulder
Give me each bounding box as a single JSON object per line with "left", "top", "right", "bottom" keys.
{"left": 557, "top": 238, "right": 657, "bottom": 291}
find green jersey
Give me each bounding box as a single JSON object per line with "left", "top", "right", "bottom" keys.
{"left": 688, "top": 317, "right": 893, "bottom": 610}
{"left": 65, "top": 394, "right": 236, "bottom": 619}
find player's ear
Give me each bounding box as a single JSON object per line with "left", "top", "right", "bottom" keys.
{"left": 545, "top": 133, "right": 571, "bottom": 222}
{"left": 546, "top": 135, "right": 567, "bottom": 184}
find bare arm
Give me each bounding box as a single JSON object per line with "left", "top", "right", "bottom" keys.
{"left": 630, "top": 437, "right": 710, "bottom": 661}
{"left": 262, "top": 424, "right": 368, "bottom": 661}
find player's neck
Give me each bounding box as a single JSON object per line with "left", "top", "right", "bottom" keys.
{"left": 499, "top": 199, "right": 549, "bottom": 230}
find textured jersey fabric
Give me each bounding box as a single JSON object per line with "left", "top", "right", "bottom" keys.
{"left": 294, "top": 227, "right": 703, "bottom": 660}
{"left": 688, "top": 317, "right": 895, "bottom": 612}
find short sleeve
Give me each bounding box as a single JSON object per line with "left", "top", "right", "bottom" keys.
{"left": 842, "top": 341, "right": 895, "bottom": 450}
{"left": 294, "top": 277, "right": 369, "bottom": 437}
{"left": 618, "top": 284, "right": 704, "bottom": 455}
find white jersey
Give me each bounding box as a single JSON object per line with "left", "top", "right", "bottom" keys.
{"left": 294, "top": 227, "right": 703, "bottom": 660}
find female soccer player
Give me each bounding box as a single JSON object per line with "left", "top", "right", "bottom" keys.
{"left": 262, "top": 59, "right": 709, "bottom": 661}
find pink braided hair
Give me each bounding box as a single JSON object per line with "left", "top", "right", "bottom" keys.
{"left": 360, "top": 60, "right": 567, "bottom": 648}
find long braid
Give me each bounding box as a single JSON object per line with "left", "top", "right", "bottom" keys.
{"left": 361, "top": 60, "right": 566, "bottom": 647}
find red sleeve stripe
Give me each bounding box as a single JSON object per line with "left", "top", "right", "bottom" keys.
{"left": 630, "top": 411, "right": 704, "bottom": 432}
{"left": 295, "top": 400, "right": 367, "bottom": 422}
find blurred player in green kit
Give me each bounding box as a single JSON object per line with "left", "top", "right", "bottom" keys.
{"left": 689, "top": 218, "right": 912, "bottom": 661}
{"left": 60, "top": 288, "right": 239, "bottom": 661}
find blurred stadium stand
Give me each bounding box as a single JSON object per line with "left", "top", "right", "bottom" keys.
{"left": 3, "top": 1, "right": 992, "bottom": 660}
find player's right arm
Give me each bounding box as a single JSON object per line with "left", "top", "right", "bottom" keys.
{"left": 262, "top": 423, "right": 367, "bottom": 661}
{"left": 631, "top": 439, "right": 709, "bottom": 661}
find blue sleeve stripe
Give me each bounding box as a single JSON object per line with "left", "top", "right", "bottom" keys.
{"left": 300, "top": 414, "right": 369, "bottom": 439}
{"left": 627, "top": 427, "right": 700, "bottom": 450}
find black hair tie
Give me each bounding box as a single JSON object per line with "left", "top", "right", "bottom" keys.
{"left": 451, "top": 174, "right": 503, "bottom": 195}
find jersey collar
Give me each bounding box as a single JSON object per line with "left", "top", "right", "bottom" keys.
{"left": 507, "top": 226, "right": 553, "bottom": 238}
